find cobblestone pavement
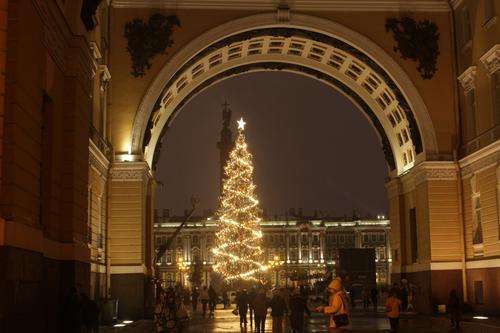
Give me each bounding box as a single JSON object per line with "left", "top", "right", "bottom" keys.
{"left": 101, "top": 306, "right": 500, "bottom": 333}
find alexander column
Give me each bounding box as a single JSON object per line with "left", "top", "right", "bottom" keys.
{"left": 216, "top": 102, "right": 234, "bottom": 196}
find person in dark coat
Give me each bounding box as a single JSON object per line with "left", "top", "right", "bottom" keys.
{"left": 236, "top": 289, "right": 250, "bottom": 327}
{"left": 62, "top": 287, "right": 82, "bottom": 333}
{"left": 270, "top": 290, "right": 287, "bottom": 333}
{"left": 253, "top": 289, "right": 270, "bottom": 333}
{"left": 191, "top": 287, "right": 199, "bottom": 313}
{"left": 447, "top": 289, "right": 462, "bottom": 330}
{"left": 371, "top": 287, "right": 379, "bottom": 311}
{"left": 289, "top": 288, "right": 310, "bottom": 333}
{"left": 81, "top": 293, "right": 100, "bottom": 333}
{"left": 208, "top": 285, "right": 217, "bottom": 318}
{"left": 247, "top": 288, "right": 257, "bottom": 326}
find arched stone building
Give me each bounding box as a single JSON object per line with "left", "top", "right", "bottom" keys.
{"left": 0, "top": 1, "right": 499, "bottom": 331}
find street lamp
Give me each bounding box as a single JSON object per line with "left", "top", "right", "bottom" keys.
{"left": 268, "top": 256, "right": 284, "bottom": 287}
{"left": 177, "top": 258, "right": 189, "bottom": 286}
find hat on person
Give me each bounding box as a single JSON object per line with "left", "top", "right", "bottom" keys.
{"left": 328, "top": 277, "right": 342, "bottom": 291}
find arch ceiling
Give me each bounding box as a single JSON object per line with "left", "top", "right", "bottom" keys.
{"left": 130, "top": 14, "right": 438, "bottom": 176}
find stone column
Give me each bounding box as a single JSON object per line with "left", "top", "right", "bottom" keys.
{"left": 109, "top": 161, "right": 154, "bottom": 319}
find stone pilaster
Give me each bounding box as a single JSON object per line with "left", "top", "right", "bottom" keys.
{"left": 109, "top": 161, "right": 154, "bottom": 319}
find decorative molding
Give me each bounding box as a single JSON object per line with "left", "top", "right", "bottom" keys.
{"left": 413, "top": 161, "right": 457, "bottom": 185}
{"left": 99, "top": 64, "right": 111, "bottom": 91}
{"left": 466, "top": 257, "right": 500, "bottom": 269}
{"left": 480, "top": 44, "right": 500, "bottom": 75}
{"left": 457, "top": 66, "right": 477, "bottom": 93}
{"left": 449, "top": 0, "right": 463, "bottom": 10}
{"left": 110, "top": 161, "right": 151, "bottom": 181}
{"left": 89, "top": 139, "right": 110, "bottom": 178}
{"left": 110, "top": 264, "right": 148, "bottom": 274}
{"left": 393, "top": 261, "right": 462, "bottom": 273}
{"left": 459, "top": 139, "right": 500, "bottom": 177}
{"left": 385, "top": 17, "right": 440, "bottom": 79}
{"left": 482, "top": 15, "right": 498, "bottom": 31}
{"left": 111, "top": 0, "right": 451, "bottom": 12}
{"left": 124, "top": 14, "right": 180, "bottom": 77}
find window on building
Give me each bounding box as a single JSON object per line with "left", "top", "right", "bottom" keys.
{"left": 339, "top": 234, "right": 345, "bottom": 244}
{"left": 207, "top": 235, "right": 213, "bottom": 244}
{"left": 472, "top": 194, "right": 484, "bottom": 245}
{"left": 279, "top": 248, "right": 285, "bottom": 260}
{"left": 462, "top": 89, "right": 477, "bottom": 142}
{"left": 313, "top": 234, "right": 319, "bottom": 243}
{"left": 290, "top": 248, "right": 298, "bottom": 261}
{"left": 87, "top": 187, "right": 93, "bottom": 244}
{"left": 485, "top": 0, "right": 495, "bottom": 22}
{"left": 166, "top": 251, "right": 172, "bottom": 263}
{"left": 410, "top": 208, "right": 418, "bottom": 263}
{"left": 332, "top": 235, "right": 337, "bottom": 243}
{"left": 192, "top": 235, "right": 199, "bottom": 244}
{"left": 379, "top": 247, "right": 386, "bottom": 260}
{"left": 97, "top": 196, "right": 104, "bottom": 249}
{"left": 291, "top": 235, "right": 296, "bottom": 243}
{"left": 378, "top": 234, "right": 384, "bottom": 242}
{"left": 268, "top": 248, "right": 275, "bottom": 261}
{"left": 302, "top": 234, "right": 307, "bottom": 243}
{"left": 462, "top": 6, "right": 472, "bottom": 45}
{"left": 156, "top": 237, "right": 162, "bottom": 246}
{"left": 394, "top": 249, "right": 399, "bottom": 262}
{"left": 492, "top": 71, "right": 500, "bottom": 126}
{"left": 313, "top": 248, "right": 320, "bottom": 260}
{"left": 301, "top": 248, "right": 309, "bottom": 261}
{"left": 371, "top": 234, "right": 376, "bottom": 242}
{"left": 363, "top": 234, "right": 369, "bottom": 243}
{"left": 348, "top": 234, "right": 353, "bottom": 243}
{"left": 279, "top": 234, "right": 284, "bottom": 243}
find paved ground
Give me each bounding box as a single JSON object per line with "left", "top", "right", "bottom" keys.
{"left": 101, "top": 306, "right": 500, "bottom": 333}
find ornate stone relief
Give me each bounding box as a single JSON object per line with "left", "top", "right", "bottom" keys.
{"left": 385, "top": 17, "right": 440, "bottom": 79}
{"left": 413, "top": 161, "right": 457, "bottom": 186}
{"left": 110, "top": 162, "right": 151, "bottom": 181}
{"left": 480, "top": 44, "right": 500, "bottom": 75}
{"left": 124, "top": 14, "right": 180, "bottom": 77}
{"left": 457, "top": 66, "right": 477, "bottom": 93}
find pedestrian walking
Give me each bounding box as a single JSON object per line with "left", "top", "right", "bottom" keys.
{"left": 253, "top": 289, "right": 270, "bottom": 333}
{"left": 370, "top": 287, "right": 378, "bottom": 311}
{"left": 236, "top": 289, "right": 250, "bottom": 328}
{"left": 289, "top": 288, "right": 310, "bottom": 333}
{"left": 316, "top": 277, "right": 350, "bottom": 333}
{"left": 208, "top": 285, "right": 217, "bottom": 318}
{"left": 386, "top": 288, "right": 402, "bottom": 332}
{"left": 447, "top": 289, "right": 462, "bottom": 330}
{"left": 200, "top": 286, "right": 209, "bottom": 317}
{"left": 362, "top": 287, "right": 370, "bottom": 309}
{"left": 81, "top": 293, "right": 100, "bottom": 333}
{"left": 248, "top": 287, "right": 257, "bottom": 325}
{"left": 191, "top": 287, "right": 199, "bottom": 313}
{"left": 270, "top": 289, "right": 287, "bottom": 333}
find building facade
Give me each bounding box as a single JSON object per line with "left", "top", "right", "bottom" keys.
{"left": 154, "top": 212, "right": 391, "bottom": 289}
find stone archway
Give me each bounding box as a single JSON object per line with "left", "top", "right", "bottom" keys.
{"left": 129, "top": 13, "right": 438, "bottom": 177}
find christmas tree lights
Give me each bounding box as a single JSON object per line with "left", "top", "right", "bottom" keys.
{"left": 212, "top": 118, "right": 265, "bottom": 281}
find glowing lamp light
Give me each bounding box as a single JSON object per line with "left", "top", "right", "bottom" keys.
{"left": 473, "top": 316, "right": 489, "bottom": 320}
{"left": 113, "top": 323, "right": 126, "bottom": 327}
{"left": 123, "top": 320, "right": 134, "bottom": 324}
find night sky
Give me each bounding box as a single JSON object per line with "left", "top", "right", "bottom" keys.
{"left": 155, "top": 71, "right": 388, "bottom": 218}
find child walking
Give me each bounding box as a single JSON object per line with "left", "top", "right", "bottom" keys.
{"left": 386, "top": 288, "right": 402, "bottom": 331}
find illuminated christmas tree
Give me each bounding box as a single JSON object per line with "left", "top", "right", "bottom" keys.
{"left": 212, "top": 117, "right": 265, "bottom": 281}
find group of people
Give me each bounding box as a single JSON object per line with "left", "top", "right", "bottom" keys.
{"left": 62, "top": 287, "right": 100, "bottom": 333}
{"left": 234, "top": 287, "right": 310, "bottom": 333}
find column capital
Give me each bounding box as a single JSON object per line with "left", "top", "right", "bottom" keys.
{"left": 110, "top": 161, "right": 152, "bottom": 181}
{"left": 457, "top": 66, "right": 477, "bottom": 93}
{"left": 480, "top": 44, "right": 500, "bottom": 76}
